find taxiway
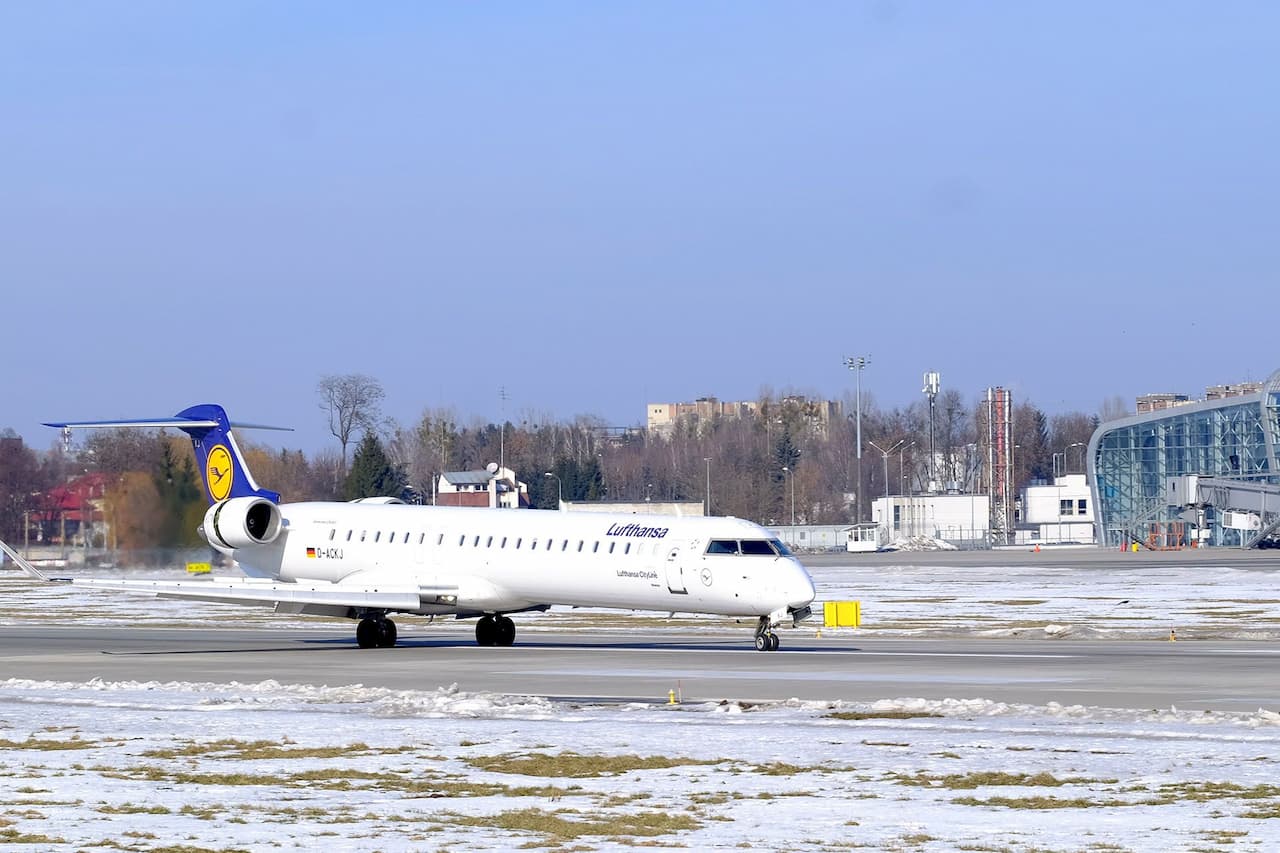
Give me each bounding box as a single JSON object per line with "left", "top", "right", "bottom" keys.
{"left": 3, "top": 624, "right": 1277, "bottom": 712}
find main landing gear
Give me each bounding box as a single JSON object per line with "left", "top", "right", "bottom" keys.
{"left": 475, "top": 614, "right": 516, "bottom": 647}
{"left": 356, "top": 617, "right": 397, "bottom": 649}
{"left": 754, "top": 616, "right": 780, "bottom": 652}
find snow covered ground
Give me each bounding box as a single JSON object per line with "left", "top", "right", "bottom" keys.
{"left": 2, "top": 678, "right": 1280, "bottom": 851}
{"left": 2, "top": 557, "right": 1280, "bottom": 850}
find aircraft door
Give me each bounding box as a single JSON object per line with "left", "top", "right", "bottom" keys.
{"left": 665, "top": 547, "right": 687, "bottom": 594}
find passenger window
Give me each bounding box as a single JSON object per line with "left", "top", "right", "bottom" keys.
{"left": 375, "top": 532, "right": 381, "bottom": 543}
{"left": 741, "top": 540, "right": 774, "bottom": 556}
{"left": 419, "top": 533, "right": 425, "bottom": 545}
{"left": 531, "top": 539, "right": 538, "bottom": 550}
{"left": 437, "top": 534, "right": 444, "bottom": 545}
{"left": 624, "top": 543, "right": 631, "bottom": 555}
{"left": 346, "top": 530, "right": 353, "bottom": 542}
{"left": 360, "top": 531, "right": 367, "bottom": 542}
{"left": 561, "top": 540, "right": 568, "bottom": 551}
{"left": 487, "top": 536, "right": 493, "bottom": 547}
{"left": 546, "top": 539, "right": 553, "bottom": 550}
{"left": 706, "top": 539, "right": 739, "bottom": 555}
{"left": 516, "top": 538, "right": 523, "bottom": 549}
{"left": 473, "top": 536, "right": 480, "bottom": 547}
{"left": 577, "top": 540, "right": 584, "bottom": 552}
{"left": 608, "top": 542, "right": 616, "bottom": 554}
{"left": 458, "top": 535, "right": 465, "bottom": 546}
{"left": 593, "top": 541, "right": 600, "bottom": 553}
{"left": 404, "top": 532, "right": 410, "bottom": 544}
{"left": 388, "top": 531, "right": 395, "bottom": 542}
{"left": 329, "top": 529, "right": 335, "bottom": 541}
{"left": 501, "top": 537, "right": 508, "bottom": 548}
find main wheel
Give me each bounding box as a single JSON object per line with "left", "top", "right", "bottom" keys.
{"left": 356, "top": 618, "right": 379, "bottom": 649}
{"left": 377, "top": 619, "right": 398, "bottom": 648}
{"left": 767, "top": 632, "right": 780, "bottom": 652}
{"left": 495, "top": 616, "right": 515, "bottom": 647}
{"left": 475, "top": 615, "right": 497, "bottom": 646}
{"left": 754, "top": 632, "right": 769, "bottom": 652}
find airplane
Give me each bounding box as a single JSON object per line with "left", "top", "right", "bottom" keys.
{"left": 6, "top": 404, "right": 816, "bottom": 651}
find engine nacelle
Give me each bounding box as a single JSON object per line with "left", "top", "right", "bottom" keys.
{"left": 201, "top": 497, "right": 283, "bottom": 550}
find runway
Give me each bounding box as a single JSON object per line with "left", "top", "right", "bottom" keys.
{"left": 4, "top": 624, "right": 1277, "bottom": 712}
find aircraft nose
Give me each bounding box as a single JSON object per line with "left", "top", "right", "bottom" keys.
{"left": 785, "top": 561, "right": 816, "bottom": 608}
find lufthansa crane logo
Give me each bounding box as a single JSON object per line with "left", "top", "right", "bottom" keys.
{"left": 206, "top": 445, "right": 234, "bottom": 501}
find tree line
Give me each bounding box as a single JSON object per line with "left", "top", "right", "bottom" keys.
{"left": 0, "top": 374, "right": 1124, "bottom": 549}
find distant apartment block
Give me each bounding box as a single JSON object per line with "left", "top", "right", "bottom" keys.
{"left": 1205, "top": 382, "right": 1263, "bottom": 400}
{"left": 647, "top": 396, "right": 842, "bottom": 437}
{"left": 1136, "top": 381, "right": 1264, "bottom": 415}
{"left": 1136, "top": 393, "right": 1191, "bottom": 414}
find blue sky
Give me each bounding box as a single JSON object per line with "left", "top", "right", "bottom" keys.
{"left": 3, "top": 3, "right": 1276, "bottom": 454}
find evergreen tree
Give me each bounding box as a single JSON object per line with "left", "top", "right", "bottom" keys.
{"left": 344, "top": 432, "right": 407, "bottom": 500}
{"left": 152, "top": 441, "right": 204, "bottom": 547}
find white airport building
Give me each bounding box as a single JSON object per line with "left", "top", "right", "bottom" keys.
{"left": 1013, "top": 474, "right": 1096, "bottom": 546}
{"left": 867, "top": 493, "right": 992, "bottom": 550}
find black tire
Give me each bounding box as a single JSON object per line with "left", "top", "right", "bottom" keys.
{"left": 767, "top": 632, "right": 780, "bottom": 652}
{"left": 377, "top": 619, "right": 397, "bottom": 648}
{"left": 356, "top": 618, "right": 379, "bottom": 649}
{"left": 754, "top": 632, "right": 769, "bottom": 652}
{"left": 496, "top": 616, "right": 515, "bottom": 647}
{"left": 475, "top": 615, "right": 496, "bottom": 647}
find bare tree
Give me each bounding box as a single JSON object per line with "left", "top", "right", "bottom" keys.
{"left": 1098, "top": 395, "right": 1131, "bottom": 423}
{"left": 317, "top": 374, "right": 385, "bottom": 482}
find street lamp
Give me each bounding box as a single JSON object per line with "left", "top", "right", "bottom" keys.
{"left": 898, "top": 441, "right": 915, "bottom": 494}
{"left": 897, "top": 440, "right": 916, "bottom": 536}
{"left": 704, "top": 457, "right": 712, "bottom": 516}
{"left": 1067, "top": 441, "right": 1085, "bottom": 474}
{"left": 781, "top": 466, "right": 795, "bottom": 527}
{"left": 869, "top": 439, "right": 905, "bottom": 540}
{"left": 844, "top": 355, "right": 870, "bottom": 522}
{"left": 543, "top": 472, "right": 562, "bottom": 510}
{"left": 868, "top": 439, "right": 905, "bottom": 502}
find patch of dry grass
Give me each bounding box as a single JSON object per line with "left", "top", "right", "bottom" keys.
{"left": 465, "top": 751, "right": 717, "bottom": 778}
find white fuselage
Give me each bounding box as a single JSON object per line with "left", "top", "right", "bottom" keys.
{"left": 227, "top": 503, "right": 816, "bottom": 619}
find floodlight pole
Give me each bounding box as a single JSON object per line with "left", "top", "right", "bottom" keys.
{"left": 845, "top": 355, "right": 870, "bottom": 522}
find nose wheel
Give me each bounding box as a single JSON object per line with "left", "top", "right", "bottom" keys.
{"left": 753, "top": 617, "right": 780, "bottom": 652}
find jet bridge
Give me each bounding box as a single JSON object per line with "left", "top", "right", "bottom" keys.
{"left": 1166, "top": 475, "right": 1280, "bottom": 548}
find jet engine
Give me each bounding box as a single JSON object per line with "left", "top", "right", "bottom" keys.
{"left": 201, "top": 497, "right": 283, "bottom": 550}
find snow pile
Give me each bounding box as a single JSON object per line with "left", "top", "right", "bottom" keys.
{"left": 881, "top": 535, "right": 959, "bottom": 551}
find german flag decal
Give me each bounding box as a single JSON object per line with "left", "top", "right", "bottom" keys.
{"left": 306, "top": 547, "right": 317, "bottom": 558}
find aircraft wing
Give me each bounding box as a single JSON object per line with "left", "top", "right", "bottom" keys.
{"left": 2, "top": 540, "right": 448, "bottom": 611}
{"left": 70, "top": 577, "right": 427, "bottom": 611}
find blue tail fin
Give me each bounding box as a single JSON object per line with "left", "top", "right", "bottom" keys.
{"left": 45, "top": 404, "right": 286, "bottom": 505}
{"left": 173, "top": 405, "right": 281, "bottom": 505}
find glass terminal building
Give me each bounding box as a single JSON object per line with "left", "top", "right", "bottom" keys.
{"left": 1088, "top": 371, "right": 1280, "bottom": 549}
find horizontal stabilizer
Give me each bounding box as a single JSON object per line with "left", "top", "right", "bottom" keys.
{"left": 43, "top": 417, "right": 291, "bottom": 432}
{"left": 0, "top": 538, "right": 66, "bottom": 582}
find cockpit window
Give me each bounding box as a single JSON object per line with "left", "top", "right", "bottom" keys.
{"left": 740, "top": 539, "right": 776, "bottom": 556}
{"left": 706, "top": 539, "right": 740, "bottom": 555}
{"left": 769, "top": 538, "right": 793, "bottom": 557}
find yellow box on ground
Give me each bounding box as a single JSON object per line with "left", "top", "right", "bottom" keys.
{"left": 823, "top": 600, "right": 861, "bottom": 628}
{"left": 186, "top": 562, "right": 212, "bottom": 574}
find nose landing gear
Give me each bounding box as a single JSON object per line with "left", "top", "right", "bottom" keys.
{"left": 753, "top": 616, "right": 780, "bottom": 652}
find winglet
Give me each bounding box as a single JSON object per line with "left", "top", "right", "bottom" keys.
{"left": 0, "top": 538, "right": 69, "bottom": 583}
